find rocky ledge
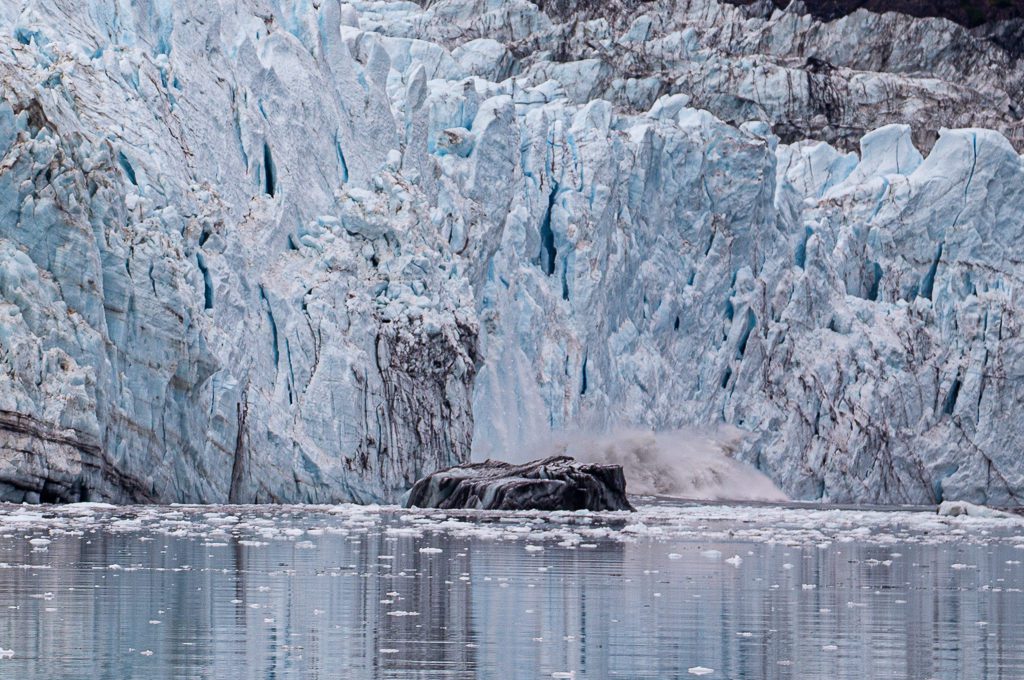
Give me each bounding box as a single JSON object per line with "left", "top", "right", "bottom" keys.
{"left": 727, "top": 0, "right": 1024, "bottom": 28}
{"left": 404, "top": 456, "right": 636, "bottom": 511}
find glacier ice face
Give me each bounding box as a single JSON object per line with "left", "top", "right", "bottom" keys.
{"left": 363, "top": 0, "right": 1024, "bottom": 152}
{"left": 0, "top": 0, "right": 477, "bottom": 503}
{"left": 0, "top": 0, "right": 1022, "bottom": 504}
{"left": 472, "top": 106, "right": 1024, "bottom": 505}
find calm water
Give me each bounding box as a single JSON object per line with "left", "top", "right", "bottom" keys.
{"left": 1, "top": 501, "right": 1022, "bottom": 679}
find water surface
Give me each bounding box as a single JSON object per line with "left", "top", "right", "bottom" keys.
{"left": 1, "top": 501, "right": 1022, "bottom": 679}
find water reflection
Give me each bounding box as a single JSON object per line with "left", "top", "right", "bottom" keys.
{"left": 0, "top": 504, "right": 1021, "bottom": 679}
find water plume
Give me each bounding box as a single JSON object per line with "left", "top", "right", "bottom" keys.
{"left": 539, "top": 427, "right": 788, "bottom": 502}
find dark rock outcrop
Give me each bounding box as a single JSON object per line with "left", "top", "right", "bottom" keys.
{"left": 727, "top": 0, "right": 1024, "bottom": 28}
{"left": 404, "top": 456, "right": 636, "bottom": 511}
{"left": 416, "top": 0, "right": 1024, "bottom": 152}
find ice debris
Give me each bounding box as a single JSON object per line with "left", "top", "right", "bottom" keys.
{"left": 405, "top": 457, "right": 635, "bottom": 511}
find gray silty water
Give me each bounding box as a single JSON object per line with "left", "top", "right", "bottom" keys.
{"left": 0, "top": 502, "right": 1022, "bottom": 679}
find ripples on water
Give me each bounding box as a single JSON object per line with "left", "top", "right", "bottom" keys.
{"left": 0, "top": 501, "right": 1022, "bottom": 679}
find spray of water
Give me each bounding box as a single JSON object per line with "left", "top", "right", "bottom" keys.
{"left": 540, "top": 427, "right": 788, "bottom": 502}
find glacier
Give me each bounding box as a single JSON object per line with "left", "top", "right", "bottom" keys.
{"left": 0, "top": 0, "right": 1022, "bottom": 505}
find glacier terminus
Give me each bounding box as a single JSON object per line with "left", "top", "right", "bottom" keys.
{"left": 0, "top": 0, "right": 1023, "bottom": 506}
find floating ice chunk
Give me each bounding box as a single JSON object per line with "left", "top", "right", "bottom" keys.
{"left": 938, "top": 501, "right": 1016, "bottom": 519}
{"left": 66, "top": 502, "right": 117, "bottom": 511}
{"left": 725, "top": 555, "right": 743, "bottom": 567}
{"left": 3, "top": 513, "right": 45, "bottom": 524}
{"left": 687, "top": 667, "right": 714, "bottom": 676}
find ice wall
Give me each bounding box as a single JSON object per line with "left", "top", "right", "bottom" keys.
{"left": 0, "top": 0, "right": 1022, "bottom": 504}
{"left": 471, "top": 107, "right": 1024, "bottom": 504}
{"left": 0, "top": 0, "right": 477, "bottom": 503}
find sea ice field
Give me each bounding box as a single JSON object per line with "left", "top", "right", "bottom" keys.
{"left": 0, "top": 500, "right": 1022, "bottom": 679}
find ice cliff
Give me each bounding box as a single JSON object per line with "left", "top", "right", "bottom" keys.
{"left": 0, "top": 0, "right": 1022, "bottom": 504}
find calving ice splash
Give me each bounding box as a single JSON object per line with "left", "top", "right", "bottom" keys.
{"left": 505, "top": 427, "right": 788, "bottom": 502}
